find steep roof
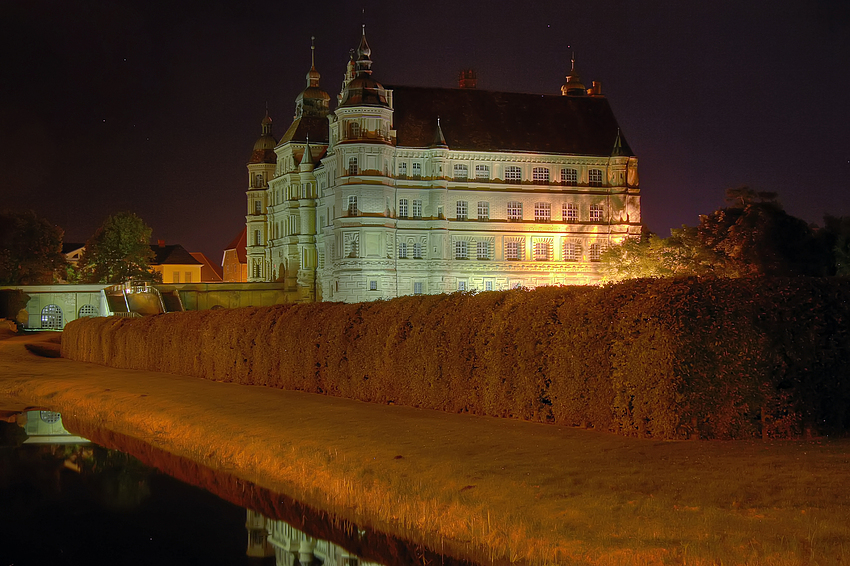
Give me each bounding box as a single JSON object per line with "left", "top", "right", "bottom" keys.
{"left": 279, "top": 116, "right": 330, "bottom": 145}
{"left": 149, "top": 244, "right": 201, "bottom": 266}
{"left": 189, "top": 252, "right": 223, "bottom": 282}
{"left": 223, "top": 227, "right": 247, "bottom": 264}
{"left": 388, "top": 86, "right": 633, "bottom": 157}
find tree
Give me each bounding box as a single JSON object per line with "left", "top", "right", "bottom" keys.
{"left": 78, "top": 212, "right": 158, "bottom": 283}
{"left": 0, "top": 210, "right": 66, "bottom": 285}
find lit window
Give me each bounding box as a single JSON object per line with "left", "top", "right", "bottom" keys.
{"left": 398, "top": 162, "right": 407, "bottom": 177}
{"left": 455, "top": 240, "right": 468, "bottom": 259}
{"left": 412, "top": 199, "right": 423, "bottom": 219}
{"left": 347, "top": 195, "right": 358, "bottom": 216}
{"left": 477, "top": 241, "right": 490, "bottom": 260}
{"left": 412, "top": 162, "right": 422, "bottom": 179}
{"left": 563, "top": 203, "right": 578, "bottom": 222}
{"left": 507, "top": 201, "right": 522, "bottom": 221}
{"left": 534, "top": 202, "right": 551, "bottom": 222}
{"left": 456, "top": 200, "right": 468, "bottom": 220}
{"left": 477, "top": 201, "right": 489, "bottom": 220}
{"left": 458, "top": 280, "right": 467, "bottom": 291}
{"left": 589, "top": 243, "right": 602, "bottom": 261}
{"left": 505, "top": 166, "right": 522, "bottom": 184}
{"left": 533, "top": 241, "right": 551, "bottom": 261}
{"left": 590, "top": 204, "right": 604, "bottom": 222}
{"left": 78, "top": 304, "right": 98, "bottom": 318}
{"left": 413, "top": 242, "right": 423, "bottom": 259}
{"left": 370, "top": 280, "right": 377, "bottom": 290}
{"left": 561, "top": 168, "right": 577, "bottom": 185}
{"left": 588, "top": 169, "right": 603, "bottom": 186}
{"left": 398, "top": 198, "right": 408, "bottom": 218}
{"left": 348, "top": 157, "right": 359, "bottom": 176}
{"left": 453, "top": 164, "right": 468, "bottom": 181}
{"left": 40, "top": 304, "right": 63, "bottom": 329}
{"left": 475, "top": 164, "right": 490, "bottom": 180}
{"left": 563, "top": 240, "right": 580, "bottom": 261}
{"left": 532, "top": 167, "right": 550, "bottom": 184}
{"left": 505, "top": 241, "right": 520, "bottom": 260}
{"left": 413, "top": 282, "right": 423, "bottom": 295}
{"left": 485, "top": 280, "right": 493, "bottom": 291}
{"left": 398, "top": 242, "right": 408, "bottom": 258}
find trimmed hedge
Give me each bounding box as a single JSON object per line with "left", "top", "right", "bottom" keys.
{"left": 62, "top": 278, "right": 850, "bottom": 439}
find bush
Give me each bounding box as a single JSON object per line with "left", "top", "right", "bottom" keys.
{"left": 62, "top": 278, "right": 850, "bottom": 439}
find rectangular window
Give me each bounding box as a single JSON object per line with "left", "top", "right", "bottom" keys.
{"left": 185, "top": 272, "right": 192, "bottom": 283}
{"left": 455, "top": 240, "right": 468, "bottom": 260}
{"left": 348, "top": 157, "right": 358, "bottom": 176}
{"left": 347, "top": 196, "right": 358, "bottom": 216}
{"left": 485, "top": 280, "right": 493, "bottom": 291}
{"left": 458, "top": 281, "right": 467, "bottom": 291}
{"left": 477, "top": 201, "right": 489, "bottom": 220}
{"left": 398, "top": 162, "right": 407, "bottom": 177}
{"left": 507, "top": 201, "right": 522, "bottom": 221}
{"left": 505, "top": 166, "right": 522, "bottom": 184}
{"left": 590, "top": 243, "right": 602, "bottom": 261}
{"left": 505, "top": 241, "right": 519, "bottom": 260}
{"left": 533, "top": 241, "right": 551, "bottom": 261}
{"left": 254, "top": 200, "right": 261, "bottom": 215}
{"left": 173, "top": 272, "right": 180, "bottom": 283}
{"left": 412, "top": 199, "right": 423, "bottom": 219}
{"left": 370, "top": 280, "right": 377, "bottom": 290}
{"left": 534, "top": 202, "right": 551, "bottom": 222}
{"left": 475, "top": 164, "right": 490, "bottom": 180}
{"left": 398, "top": 242, "right": 408, "bottom": 258}
{"left": 532, "top": 167, "right": 550, "bottom": 184}
{"left": 476, "top": 241, "right": 490, "bottom": 260}
{"left": 563, "top": 203, "right": 578, "bottom": 222}
{"left": 590, "top": 204, "right": 604, "bottom": 222}
{"left": 563, "top": 241, "right": 580, "bottom": 261}
{"left": 561, "top": 168, "right": 577, "bottom": 185}
{"left": 398, "top": 198, "right": 408, "bottom": 218}
{"left": 588, "top": 169, "right": 603, "bottom": 186}
{"left": 413, "top": 242, "right": 423, "bottom": 259}
{"left": 412, "top": 162, "right": 422, "bottom": 179}
{"left": 456, "top": 200, "right": 468, "bottom": 220}
{"left": 255, "top": 229, "right": 261, "bottom": 246}
{"left": 413, "top": 281, "right": 423, "bottom": 295}
{"left": 453, "top": 164, "right": 468, "bottom": 180}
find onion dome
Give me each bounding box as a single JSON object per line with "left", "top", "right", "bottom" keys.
{"left": 561, "top": 53, "right": 587, "bottom": 97}
{"left": 295, "top": 37, "right": 331, "bottom": 119}
{"left": 249, "top": 109, "right": 277, "bottom": 164}
{"left": 339, "top": 25, "right": 388, "bottom": 107}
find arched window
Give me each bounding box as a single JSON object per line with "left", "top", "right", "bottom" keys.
{"left": 41, "top": 304, "right": 63, "bottom": 329}
{"left": 78, "top": 304, "right": 99, "bottom": 318}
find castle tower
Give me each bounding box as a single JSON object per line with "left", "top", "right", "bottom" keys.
{"left": 246, "top": 109, "right": 277, "bottom": 282}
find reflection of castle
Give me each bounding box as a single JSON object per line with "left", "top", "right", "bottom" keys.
{"left": 246, "top": 28, "right": 640, "bottom": 302}
{"left": 247, "top": 509, "right": 381, "bottom": 566}
{"left": 21, "top": 410, "right": 90, "bottom": 444}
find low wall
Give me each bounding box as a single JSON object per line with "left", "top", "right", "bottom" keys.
{"left": 62, "top": 278, "right": 850, "bottom": 439}
{"left": 155, "top": 282, "right": 300, "bottom": 310}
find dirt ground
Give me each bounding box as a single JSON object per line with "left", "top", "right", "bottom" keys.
{"left": 2, "top": 330, "right": 848, "bottom": 566}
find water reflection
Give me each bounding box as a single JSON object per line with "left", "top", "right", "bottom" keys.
{"left": 1, "top": 410, "right": 481, "bottom": 566}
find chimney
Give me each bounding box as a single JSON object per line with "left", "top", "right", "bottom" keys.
{"left": 458, "top": 69, "right": 477, "bottom": 89}
{"left": 591, "top": 81, "right": 602, "bottom": 96}
{"left": 158, "top": 239, "right": 165, "bottom": 248}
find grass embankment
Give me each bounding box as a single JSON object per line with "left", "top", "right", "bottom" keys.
{"left": 63, "top": 279, "right": 850, "bottom": 439}
{"left": 3, "top": 332, "right": 850, "bottom": 565}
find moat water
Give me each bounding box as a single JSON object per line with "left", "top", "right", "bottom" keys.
{"left": 0, "top": 410, "right": 480, "bottom": 566}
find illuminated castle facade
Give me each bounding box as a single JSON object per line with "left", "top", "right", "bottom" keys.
{"left": 245, "top": 29, "right": 640, "bottom": 303}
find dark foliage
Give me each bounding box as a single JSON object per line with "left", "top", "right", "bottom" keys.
{"left": 0, "top": 210, "right": 65, "bottom": 285}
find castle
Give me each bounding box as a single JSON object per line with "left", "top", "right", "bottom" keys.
{"left": 245, "top": 28, "right": 640, "bottom": 303}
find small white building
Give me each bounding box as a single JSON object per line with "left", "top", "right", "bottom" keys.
{"left": 246, "top": 29, "right": 641, "bottom": 303}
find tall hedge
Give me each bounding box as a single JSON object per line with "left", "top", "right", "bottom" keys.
{"left": 62, "top": 278, "right": 850, "bottom": 439}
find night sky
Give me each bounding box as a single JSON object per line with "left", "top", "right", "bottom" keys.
{"left": 2, "top": 0, "right": 849, "bottom": 263}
